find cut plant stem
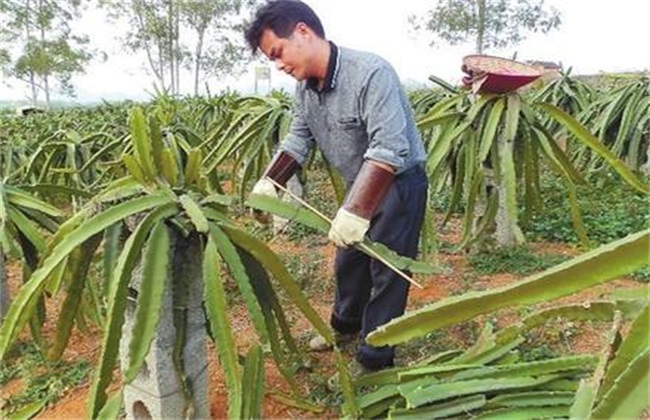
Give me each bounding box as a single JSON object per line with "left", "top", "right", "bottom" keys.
{"left": 267, "top": 177, "right": 423, "bottom": 289}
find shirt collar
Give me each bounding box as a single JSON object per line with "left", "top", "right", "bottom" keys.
{"left": 306, "top": 41, "right": 340, "bottom": 93}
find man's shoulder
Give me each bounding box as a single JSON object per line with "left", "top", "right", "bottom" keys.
{"left": 337, "top": 46, "right": 400, "bottom": 88}
{"left": 339, "top": 46, "right": 389, "bottom": 69}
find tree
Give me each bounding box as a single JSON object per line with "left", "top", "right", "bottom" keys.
{"left": 100, "top": 0, "right": 258, "bottom": 96}
{"left": 409, "top": 0, "right": 561, "bottom": 54}
{"left": 0, "top": 0, "right": 93, "bottom": 106}
{"left": 99, "top": 0, "right": 182, "bottom": 95}
{"left": 180, "top": 0, "right": 254, "bottom": 96}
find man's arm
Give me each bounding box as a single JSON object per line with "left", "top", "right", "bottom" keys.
{"left": 253, "top": 94, "right": 314, "bottom": 194}
{"left": 328, "top": 64, "right": 410, "bottom": 247}
{"left": 328, "top": 159, "right": 395, "bottom": 247}
{"left": 360, "top": 65, "right": 411, "bottom": 171}
{"left": 277, "top": 92, "right": 316, "bottom": 167}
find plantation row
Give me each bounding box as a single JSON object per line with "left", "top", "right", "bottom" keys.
{"left": 2, "top": 74, "right": 648, "bottom": 248}
{"left": 0, "top": 73, "right": 649, "bottom": 418}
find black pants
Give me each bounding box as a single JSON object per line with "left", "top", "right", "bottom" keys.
{"left": 330, "top": 165, "right": 428, "bottom": 369}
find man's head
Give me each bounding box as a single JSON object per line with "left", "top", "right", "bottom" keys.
{"left": 245, "top": 1, "right": 325, "bottom": 52}
{"left": 245, "top": 0, "right": 328, "bottom": 81}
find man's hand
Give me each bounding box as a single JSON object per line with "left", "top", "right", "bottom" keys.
{"left": 250, "top": 178, "right": 278, "bottom": 223}
{"left": 251, "top": 178, "right": 278, "bottom": 198}
{"left": 328, "top": 160, "right": 394, "bottom": 247}
{"left": 328, "top": 208, "right": 370, "bottom": 247}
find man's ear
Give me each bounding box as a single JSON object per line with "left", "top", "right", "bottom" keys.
{"left": 294, "top": 22, "right": 310, "bottom": 35}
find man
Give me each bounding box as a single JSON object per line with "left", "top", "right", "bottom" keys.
{"left": 245, "top": 0, "right": 427, "bottom": 372}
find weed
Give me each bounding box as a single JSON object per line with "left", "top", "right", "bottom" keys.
{"left": 283, "top": 221, "right": 322, "bottom": 244}
{"left": 305, "top": 163, "right": 339, "bottom": 215}
{"left": 520, "top": 341, "right": 558, "bottom": 362}
{"left": 283, "top": 253, "right": 325, "bottom": 290}
{"left": 396, "top": 330, "right": 456, "bottom": 366}
{"left": 0, "top": 362, "right": 19, "bottom": 385}
{"left": 450, "top": 273, "right": 479, "bottom": 295}
{"left": 631, "top": 265, "right": 650, "bottom": 283}
{"left": 0, "top": 341, "right": 90, "bottom": 416}
{"left": 240, "top": 216, "right": 275, "bottom": 243}
{"left": 306, "top": 372, "right": 340, "bottom": 408}
{"left": 395, "top": 320, "right": 484, "bottom": 370}
{"left": 468, "top": 246, "right": 568, "bottom": 276}
{"left": 0, "top": 342, "right": 37, "bottom": 385}
{"left": 430, "top": 187, "right": 454, "bottom": 213}
{"left": 519, "top": 317, "right": 584, "bottom": 362}
{"left": 437, "top": 240, "right": 458, "bottom": 254}
{"left": 522, "top": 172, "right": 650, "bottom": 245}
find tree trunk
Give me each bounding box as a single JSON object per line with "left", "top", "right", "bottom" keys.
{"left": 134, "top": 0, "right": 165, "bottom": 90}
{"left": 29, "top": 71, "right": 38, "bottom": 106}
{"left": 174, "top": 2, "right": 180, "bottom": 95}
{"left": 24, "top": 0, "right": 38, "bottom": 105}
{"left": 167, "top": 0, "right": 175, "bottom": 94}
{"left": 476, "top": 0, "right": 485, "bottom": 53}
{"left": 193, "top": 32, "right": 205, "bottom": 96}
{"left": 38, "top": 0, "right": 50, "bottom": 107}
{"left": 157, "top": 37, "right": 166, "bottom": 90}
{"left": 43, "top": 75, "right": 50, "bottom": 108}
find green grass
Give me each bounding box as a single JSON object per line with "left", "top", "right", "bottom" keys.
{"left": 631, "top": 265, "right": 650, "bottom": 282}
{"left": 522, "top": 172, "right": 650, "bottom": 245}
{"left": 0, "top": 341, "right": 91, "bottom": 417}
{"left": 468, "top": 246, "right": 569, "bottom": 276}
{"left": 283, "top": 220, "right": 324, "bottom": 244}
{"left": 283, "top": 252, "right": 326, "bottom": 290}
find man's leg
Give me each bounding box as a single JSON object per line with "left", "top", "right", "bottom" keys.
{"left": 330, "top": 246, "right": 372, "bottom": 335}
{"left": 357, "top": 167, "right": 428, "bottom": 370}
{"left": 308, "top": 243, "right": 371, "bottom": 351}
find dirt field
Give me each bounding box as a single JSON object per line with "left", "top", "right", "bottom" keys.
{"left": 1, "top": 215, "right": 644, "bottom": 419}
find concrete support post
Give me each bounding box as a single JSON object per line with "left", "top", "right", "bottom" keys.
{"left": 119, "top": 231, "right": 209, "bottom": 419}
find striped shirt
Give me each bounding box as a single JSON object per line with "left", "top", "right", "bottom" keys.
{"left": 279, "top": 42, "right": 426, "bottom": 186}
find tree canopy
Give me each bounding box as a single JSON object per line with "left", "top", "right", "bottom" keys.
{"left": 409, "top": 0, "right": 562, "bottom": 54}
{"left": 0, "top": 0, "right": 93, "bottom": 106}
{"left": 100, "top": 0, "right": 260, "bottom": 96}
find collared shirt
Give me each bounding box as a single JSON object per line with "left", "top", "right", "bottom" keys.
{"left": 305, "top": 41, "right": 340, "bottom": 93}
{"left": 279, "top": 42, "right": 426, "bottom": 186}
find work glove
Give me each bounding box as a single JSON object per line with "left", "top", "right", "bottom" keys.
{"left": 328, "top": 208, "right": 370, "bottom": 247}
{"left": 250, "top": 178, "right": 277, "bottom": 223}
{"left": 249, "top": 151, "right": 300, "bottom": 224}
{"left": 327, "top": 160, "right": 395, "bottom": 247}
{"left": 251, "top": 178, "right": 278, "bottom": 198}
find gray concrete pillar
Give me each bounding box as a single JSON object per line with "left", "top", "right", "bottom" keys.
{"left": 119, "top": 231, "right": 209, "bottom": 419}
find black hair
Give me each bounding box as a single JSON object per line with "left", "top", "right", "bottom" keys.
{"left": 244, "top": 0, "right": 325, "bottom": 52}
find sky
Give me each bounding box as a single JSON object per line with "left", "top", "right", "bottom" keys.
{"left": 2, "top": 0, "right": 649, "bottom": 103}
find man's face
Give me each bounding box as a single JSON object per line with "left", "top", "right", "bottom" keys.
{"left": 259, "top": 24, "right": 314, "bottom": 81}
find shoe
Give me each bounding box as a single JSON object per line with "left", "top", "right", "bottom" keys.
{"left": 308, "top": 331, "right": 357, "bottom": 352}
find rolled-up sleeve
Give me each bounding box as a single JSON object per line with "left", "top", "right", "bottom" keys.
{"left": 359, "top": 66, "right": 410, "bottom": 170}
{"left": 279, "top": 94, "right": 315, "bottom": 165}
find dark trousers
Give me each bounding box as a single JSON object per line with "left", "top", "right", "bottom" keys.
{"left": 330, "top": 165, "right": 428, "bottom": 369}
